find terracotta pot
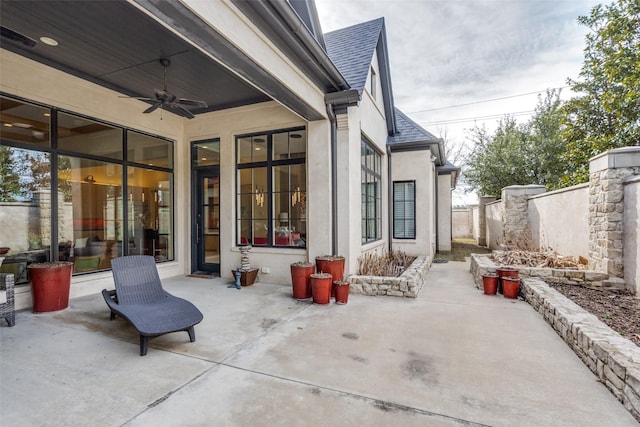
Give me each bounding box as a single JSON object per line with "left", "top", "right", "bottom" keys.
{"left": 28, "top": 263, "right": 73, "bottom": 313}
{"left": 310, "top": 273, "right": 332, "bottom": 304}
{"left": 334, "top": 281, "right": 350, "bottom": 304}
{"left": 502, "top": 277, "right": 521, "bottom": 299}
{"left": 482, "top": 274, "right": 499, "bottom": 295}
{"left": 315, "top": 256, "right": 344, "bottom": 297}
{"left": 290, "top": 263, "right": 315, "bottom": 299}
{"left": 496, "top": 267, "right": 519, "bottom": 294}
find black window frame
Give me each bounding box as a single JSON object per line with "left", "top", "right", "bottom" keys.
{"left": 393, "top": 180, "right": 416, "bottom": 239}
{"left": 361, "top": 137, "right": 382, "bottom": 244}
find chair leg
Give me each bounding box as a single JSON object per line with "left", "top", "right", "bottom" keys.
{"left": 109, "top": 311, "right": 116, "bottom": 320}
{"left": 139, "top": 335, "right": 149, "bottom": 356}
{"left": 187, "top": 326, "right": 196, "bottom": 342}
{"left": 4, "top": 314, "right": 15, "bottom": 327}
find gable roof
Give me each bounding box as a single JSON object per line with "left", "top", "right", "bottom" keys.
{"left": 324, "top": 18, "right": 384, "bottom": 96}
{"left": 388, "top": 108, "right": 438, "bottom": 144}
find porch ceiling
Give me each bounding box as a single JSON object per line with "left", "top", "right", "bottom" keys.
{"left": 0, "top": 0, "right": 273, "bottom": 118}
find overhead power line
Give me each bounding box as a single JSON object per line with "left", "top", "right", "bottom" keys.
{"left": 407, "top": 86, "right": 569, "bottom": 114}
{"left": 419, "top": 110, "right": 535, "bottom": 126}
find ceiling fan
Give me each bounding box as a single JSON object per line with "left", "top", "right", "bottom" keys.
{"left": 125, "top": 58, "right": 207, "bottom": 119}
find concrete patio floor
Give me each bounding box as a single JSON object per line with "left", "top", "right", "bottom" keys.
{"left": 1, "top": 260, "right": 637, "bottom": 426}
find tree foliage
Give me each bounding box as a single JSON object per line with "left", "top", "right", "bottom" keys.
{"left": 0, "top": 145, "right": 22, "bottom": 202}
{"left": 464, "top": 91, "right": 565, "bottom": 197}
{"left": 560, "top": 0, "right": 640, "bottom": 186}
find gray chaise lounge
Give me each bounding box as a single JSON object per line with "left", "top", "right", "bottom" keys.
{"left": 102, "top": 255, "right": 203, "bottom": 356}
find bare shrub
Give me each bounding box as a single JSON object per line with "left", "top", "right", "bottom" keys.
{"left": 357, "top": 250, "right": 416, "bottom": 277}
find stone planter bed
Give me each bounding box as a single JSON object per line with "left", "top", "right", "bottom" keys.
{"left": 348, "top": 256, "right": 430, "bottom": 298}
{"left": 471, "top": 254, "right": 640, "bottom": 421}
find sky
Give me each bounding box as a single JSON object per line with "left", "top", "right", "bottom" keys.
{"left": 315, "top": 0, "right": 602, "bottom": 205}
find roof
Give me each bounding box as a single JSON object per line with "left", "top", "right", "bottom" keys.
{"left": 324, "top": 18, "right": 384, "bottom": 96}
{"left": 388, "top": 108, "right": 438, "bottom": 145}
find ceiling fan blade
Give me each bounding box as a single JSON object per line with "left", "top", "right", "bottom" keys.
{"left": 119, "top": 96, "right": 155, "bottom": 102}
{"left": 177, "top": 99, "right": 208, "bottom": 108}
{"left": 143, "top": 103, "right": 161, "bottom": 114}
{"left": 170, "top": 104, "right": 196, "bottom": 119}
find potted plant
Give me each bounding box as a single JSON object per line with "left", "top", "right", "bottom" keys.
{"left": 496, "top": 266, "right": 518, "bottom": 294}
{"left": 502, "top": 276, "right": 521, "bottom": 299}
{"left": 315, "top": 255, "right": 345, "bottom": 296}
{"left": 310, "top": 272, "right": 332, "bottom": 304}
{"left": 27, "top": 261, "right": 73, "bottom": 313}
{"left": 290, "top": 261, "right": 315, "bottom": 300}
{"left": 333, "top": 280, "right": 350, "bottom": 304}
{"left": 481, "top": 273, "right": 499, "bottom": 295}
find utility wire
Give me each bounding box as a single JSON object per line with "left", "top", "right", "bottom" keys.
{"left": 419, "top": 110, "right": 535, "bottom": 126}
{"left": 407, "top": 86, "right": 568, "bottom": 114}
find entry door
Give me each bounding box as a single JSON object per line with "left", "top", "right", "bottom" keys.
{"left": 194, "top": 168, "right": 220, "bottom": 274}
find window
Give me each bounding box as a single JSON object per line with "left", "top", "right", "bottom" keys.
{"left": 393, "top": 181, "right": 416, "bottom": 239}
{"left": 370, "top": 66, "right": 377, "bottom": 100}
{"left": 361, "top": 138, "right": 382, "bottom": 243}
{"left": 236, "top": 128, "right": 306, "bottom": 248}
{"left": 0, "top": 94, "right": 174, "bottom": 283}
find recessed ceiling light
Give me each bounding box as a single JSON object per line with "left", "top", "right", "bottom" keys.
{"left": 43, "top": 113, "right": 50, "bottom": 117}
{"left": 12, "top": 122, "right": 32, "bottom": 129}
{"left": 40, "top": 36, "right": 58, "bottom": 46}
{"left": 254, "top": 138, "right": 265, "bottom": 143}
{"left": 3, "top": 123, "right": 13, "bottom": 127}
{"left": 201, "top": 157, "right": 207, "bottom": 161}
{"left": 290, "top": 134, "right": 302, "bottom": 139}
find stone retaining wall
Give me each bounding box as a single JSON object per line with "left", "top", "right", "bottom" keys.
{"left": 348, "top": 256, "right": 430, "bottom": 298}
{"left": 470, "top": 253, "right": 625, "bottom": 291}
{"left": 470, "top": 254, "right": 640, "bottom": 421}
{"left": 523, "top": 278, "right": 640, "bottom": 421}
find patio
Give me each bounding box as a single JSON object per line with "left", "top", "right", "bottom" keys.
{"left": 1, "top": 261, "right": 636, "bottom": 426}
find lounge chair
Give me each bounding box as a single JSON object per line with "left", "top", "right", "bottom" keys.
{"left": 102, "top": 255, "right": 203, "bottom": 356}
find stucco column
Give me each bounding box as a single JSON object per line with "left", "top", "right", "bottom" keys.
{"left": 477, "top": 195, "right": 496, "bottom": 246}
{"left": 501, "top": 185, "right": 546, "bottom": 247}
{"left": 588, "top": 147, "right": 640, "bottom": 277}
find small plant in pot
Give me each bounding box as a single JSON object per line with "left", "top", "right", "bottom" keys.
{"left": 315, "top": 255, "right": 345, "bottom": 296}
{"left": 27, "top": 261, "right": 73, "bottom": 313}
{"left": 310, "top": 272, "right": 332, "bottom": 304}
{"left": 333, "top": 280, "right": 350, "bottom": 304}
{"left": 481, "top": 272, "right": 499, "bottom": 295}
{"left": 290, "top": 261, "right": 315, "bottom": 300}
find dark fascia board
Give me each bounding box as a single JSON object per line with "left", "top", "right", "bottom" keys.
{"left": 231, "top": 0, "right": 349, "bottom": 93}
{"left": 135, "top": 0, "right": 326, "bottom": 121}
{"left": 376, "top": 21, "right": 397, "bottom": 136}
{"left": 389, "top": 138, "right": 446, "bottom": 166}
{"left": 288, "top": 0, "right": 326, "bottom": 50}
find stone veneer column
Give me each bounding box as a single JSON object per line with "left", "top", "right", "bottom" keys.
{"left": 501, "top": 185, "right": 546, "bottom": 246}
{"left": 588, "top": 147, "right": 640, "bottom": 277}
{"left": 477, "top": 196, "right": 496, "bottom": 247}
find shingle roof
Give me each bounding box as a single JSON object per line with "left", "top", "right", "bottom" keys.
{"left": 388, "top": 108, "right": 439, "bottom": 145}
{"left": 324, "top": 18, "right": 384, "bottom": 96}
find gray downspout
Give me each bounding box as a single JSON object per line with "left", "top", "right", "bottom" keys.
{"left": 326, "top": 103, "right": 338, "bottom": 256}
{"left": 387, "top": 145, "right": 393, "bottom": 252}
{"left": 435, "top": 169, "right": 439, "bottom": 254}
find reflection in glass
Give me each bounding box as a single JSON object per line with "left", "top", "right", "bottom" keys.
{"left": 58, "top": 156, "right": 122, "bottom": 274}
{"left": 203, "top": 177, "right": 219, "bottom": 264}
{"left": 128, "top": 131, "right": 173, "bottom": 168}
{"left": 0, "top": 146, "right": 51, "bottom": 283}
{"left": 58, "top": 112, "right": 123, "bottom": 160}
{"left": 127, "top": 167, "right": 173, "bottom": 262}
{"left": 0, "top": 96, "right": 51, "bottom": 148}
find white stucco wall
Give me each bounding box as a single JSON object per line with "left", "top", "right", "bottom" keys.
{"left": 437, "top": 174, "right": 452, "bottom": 251}
{"left": 485, "top": 200, "right": 503, "bottom": 250}
{"left": 624, "top": 177, "right": 640, "bottom": 293}
{"left": 391, "top": 150, "right": 434, "bottom": 257}
{"left": 452, "top": 208, "right": 473, "bottom": 240}
{"left": 527, "top": 184, "right": 589, "bottom": 257}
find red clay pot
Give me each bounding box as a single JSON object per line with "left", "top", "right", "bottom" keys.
{"left": 290, "top": 263, "right": 315, "bottom": 299}
{"left": 28, "top": 263, "right": 73, "bottom": 313}
{"left": 334, "top": 281, "right": 350, "bottom": 304}
{"left": 311, "top": 273, "right": 332, "bottom": 304}
{"left": 502, "top": 277, "right": 521, "bottom": 299}
{"left": 482, "top": 274, "right": 499, "bottom": 295}
{"left": 496, "top": 267, "right": 519, "bottom": 294}
{"left": 315, "top": 256, "right": 344, "bottom": 297}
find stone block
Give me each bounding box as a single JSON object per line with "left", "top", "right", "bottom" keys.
{"left": 627, "top": 366, "right": 640, "bottom": 396}
{"left": 609, "top": 351, "right": 628, "bottom": 381}
{"left": 623, "top": 385, "right": 640, "bottom": 420}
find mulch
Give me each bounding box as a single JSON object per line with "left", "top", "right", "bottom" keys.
{"left": 549, "top": 284, "right": 640, "bottom": 347}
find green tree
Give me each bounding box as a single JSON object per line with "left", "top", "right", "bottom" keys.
{"left": 561, "top": 0, "right": 640, "bottom": 186}
{"left": 464, "top": 90, "right": 566, "bottom": 197}
{"left": 0, "top": 145, "right": 21, "bottom": 202}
